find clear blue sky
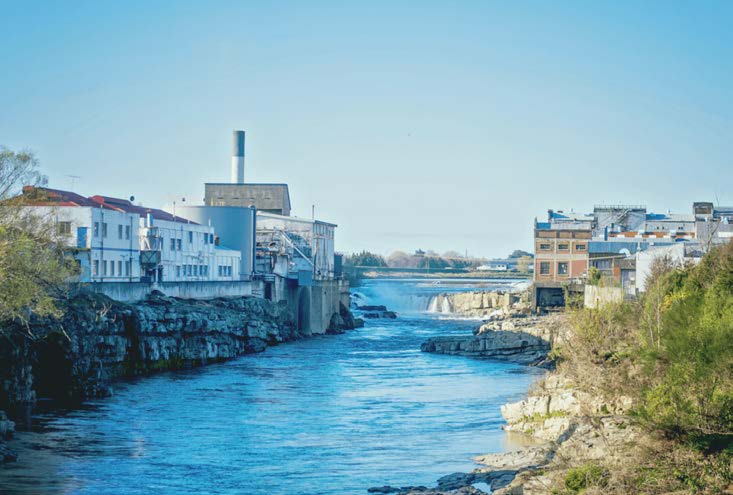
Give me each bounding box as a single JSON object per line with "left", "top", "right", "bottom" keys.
{"left": 1, "top": 1, "right": 731, "bottom": 258}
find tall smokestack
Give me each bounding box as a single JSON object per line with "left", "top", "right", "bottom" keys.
{"left": 231, "top": 130, "right": 245, "bottom": 184}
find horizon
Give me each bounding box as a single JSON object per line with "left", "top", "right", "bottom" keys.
{"left": 2, "top": 1, "right": 732, "bottom": 257}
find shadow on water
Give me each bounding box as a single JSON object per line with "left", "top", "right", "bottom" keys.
{"left": 1, "top": 279, "right": 542, "bottom": 495}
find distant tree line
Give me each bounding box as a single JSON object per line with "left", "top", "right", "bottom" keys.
{"left": 344, "top": 248, "right": 533, "bottom": 272}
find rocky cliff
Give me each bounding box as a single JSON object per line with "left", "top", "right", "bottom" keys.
{"left": 0, "top": 290, "right": 356, "bottom": 463}
{"left": 420, "top": 313, "right": 565, "bottom": 367}
{"left": 428, "top": 290, "right": 528, "bottom": 317}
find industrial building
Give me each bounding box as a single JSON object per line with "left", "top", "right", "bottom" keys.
{"left": 16, "top": 186, "right": 242, "bottom": 292}
{"left": 533, "top": 202, "right": 733, "bottom": 308}
{"left": 180, "top": 130, "right": 349, "bottom": 334}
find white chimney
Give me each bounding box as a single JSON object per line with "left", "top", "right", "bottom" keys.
{"left": 231, "top": 130, "right": 245, "bottom": 184}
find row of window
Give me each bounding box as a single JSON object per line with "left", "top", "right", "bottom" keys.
{"left": 539, "top": 261, "right": 569, "bottom": 276}
{"left": 92, "top": 222, "right": 132, "bottom": 240}
{"left": 92, "top": 259, "right": 132, "bottom": 277}
{"left": 218, "top": 265, "right": 233, "bottom": 277}
{"left": 174, "top": 264, "right": 210, "bottom": 278}
{"left": 538, "top": 243, "right": 586, "bottom": 251}
{"left": 167, "top": 232, "right": 216, "bottom": 251}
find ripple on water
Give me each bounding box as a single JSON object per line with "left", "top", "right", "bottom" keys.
{"left": 1, "top": 279, "right": 542, "bottom": 495}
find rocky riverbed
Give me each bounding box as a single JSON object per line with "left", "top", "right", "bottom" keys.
{"left": 374, "top": 305, "right": 639, "bottom": 495}
{"left": 0, "top": 290, "right": 357, "bottom": 463}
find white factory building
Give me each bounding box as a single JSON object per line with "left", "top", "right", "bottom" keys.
{"left": 17, "top": 187, "right": 242, "bottom": 285}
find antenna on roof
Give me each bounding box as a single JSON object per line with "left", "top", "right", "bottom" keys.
{"left": 65, "top": 175, "right": 81, "bottom": 191}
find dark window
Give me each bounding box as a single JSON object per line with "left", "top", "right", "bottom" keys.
{"left": 93, "top": 222, "right": 100, "bottom": 237}
{"left": 118, "top": 225, "right": 123, "bottom": 239}
{"left": 176, "top": 239, "right": 182, "bottom": 251}
{"left": 558, "top": 243, "right": 569, "bottom": 250}
{"left": 539, "top": 243, "right": 551, "bottom": 250}
{"left": 540, "top": 262, "right": 550, "bottom": 275}
{"left": 558, "top": 262, "right": 569, "bottom": 275}
{"left": 188, "top": 231, "right": 193, "bottom": 243}
{"left": 576, "top": 244, "right": 586, "bottom": 251}
{"left": 57, "top": 221, "right": 72, "bottom": 235}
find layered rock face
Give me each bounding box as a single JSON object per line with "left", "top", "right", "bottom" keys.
{"left": 0, "top": 290, "right": 359, "bottom": 463}
{"left": 0, "top": 292, "right": 299, "bottom": 405}
{"left": 420, "top": 330, "right": 550, "bottom": 366}
{"left": 428, "top": 290, "right": 526, "bottom": 317}
{"left": 421, "top": 314, "right": 566, "bottom": 367}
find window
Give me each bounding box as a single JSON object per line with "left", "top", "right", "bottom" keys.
{"left": 576, "top": 243, "right": 586, "bottom": 251}
{"left": 193, "top": 265, "right": 198, "bottom": 276}
{"left": 125, "top": 225, "right": 131, "bottom": 240}
{"left": 118, "top": 225, "right": 123, "bottom": 239}
{"left": 103, "top": 260, "right": 108, "bottom": 276}
{"left": 170, "top": 238, "right": 176, "bottom": 251}
{"left": 110, "top": 261, "right": 115, "bottom": 276}
{"left": 540, "top": 262, "right": 550, "bottom": 275}
{"left": 57, "top": 221, "right": 72, "bottom": 235}
{"left": 176, "top": 266, "right": 181, "bottom": 277}
{"left": 539, "top": 243, "right": 551, "bottom": 250}
{"left": 188, "top": 231, "right": 193, "bottom": 243}
{"left": 558, "top": 262, "right": 569, "bottom": 275}
{"left": 558, "top": 243, "right": 569, "bottom": 250}
{"left": 93, "top": 260, "right": 99, "bottom": 276}
{"left": 176, "top": 239, "right": 182, "bottom": 251}
{"left": 118, "top": 260, "right": 122, "bottom": 276}
{"left": 93, "top": 222, "right": 100, "bottom": 237}
{"left": 102, "top": 223, "right": 108, "bottom": 238}
{"left": 125, "top": 261, "right": 130, "bottom": 276}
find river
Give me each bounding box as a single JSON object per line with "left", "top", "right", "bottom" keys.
{"left": 1, "top": 278, "right": 541, "bottom": 495}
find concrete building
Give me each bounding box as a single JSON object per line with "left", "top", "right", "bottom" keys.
{"left": 194, "top": 130, "right": 348, "bottom": 334}
{"left": 170, "top": 205, "right": 256, "bottom": 280}
{"left": 89, "top": 196, "right": 241, "bottom": 283}
{"left": 18, "top": 187, "right": 142, "bottom": 283}
{"left": 17, "top": 187, "right": 243, "bottom": 300}
{"left": 204, "top": 182, "right": 291, "bottom": 215}
{"left": 534, "top": 201, "right": 733, "bottom": 306}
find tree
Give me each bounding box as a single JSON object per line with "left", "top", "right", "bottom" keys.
{"left": 0, "top": 148, "right": 77, "bottom": 329}
{"left": 387, "top": 251, "right": 414, "bottom": 268}
{"left": 344, "top": 250, "right": 387, "bottom": 268}
{"left": 509, "top": 249, "right": 533, "bottom": 259}
{"left": 516, "top": 255, "right": 533, "bottom": 273}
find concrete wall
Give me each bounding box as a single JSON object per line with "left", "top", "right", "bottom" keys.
{"left": 84, "top": 280, "right": 253, "bottom": 302}
{"left": 584, "top": 285, "right": 625, "bottom": 308}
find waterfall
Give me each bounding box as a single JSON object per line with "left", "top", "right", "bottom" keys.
{"left": 427, "top": 294, "right": 453, "bottom": 314}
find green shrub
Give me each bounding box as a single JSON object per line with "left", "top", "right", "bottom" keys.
{"left": 564, "top": 463, "right": 609, "bottom": 493}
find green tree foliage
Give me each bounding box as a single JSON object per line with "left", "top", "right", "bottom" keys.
{"left": 569, "top": 242, "right": 733, "bottom": 460}
{"left": 509, "top": 249, "right": 533, "bottom": 259}
{"left": 0, "top": 148, "right": 77, "bottom": 329}
{"left": 634, "top": 243, "right": 733, "bottom": 438}
{"left": 344, "top": 250, "right": 387, "bottom": 268}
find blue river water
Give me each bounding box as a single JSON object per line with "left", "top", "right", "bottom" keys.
{"left": 1, "top": 278, "right": 541, "bottom": 495}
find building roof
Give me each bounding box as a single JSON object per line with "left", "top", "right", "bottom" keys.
{"left": 19, "top": 186, "right": 112, "bottom": 208}
{"left": 548, "top": 210, "right": 593, "bottom": 222}
{"left": 88, "top": 195, "right": 198, "bottom": 224}
{"left": 257, "top": 211, "right": 337, "bottom": 227}
{"left": 16, "top": 187, "right": 198, "bottom": 225}
{"left": 645, "top": 212, "right": 695, "bottom": 222}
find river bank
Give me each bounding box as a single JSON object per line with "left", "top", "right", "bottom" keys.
{"left": 0, "top": 290, "right": 358, "bottom": 464}
{"left": 0, "top": 278, "right": 541, "bottom": 495}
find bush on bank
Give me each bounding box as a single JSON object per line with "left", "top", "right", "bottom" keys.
{"left": 560, "top": 242, "right": 733, "bottom": 493}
